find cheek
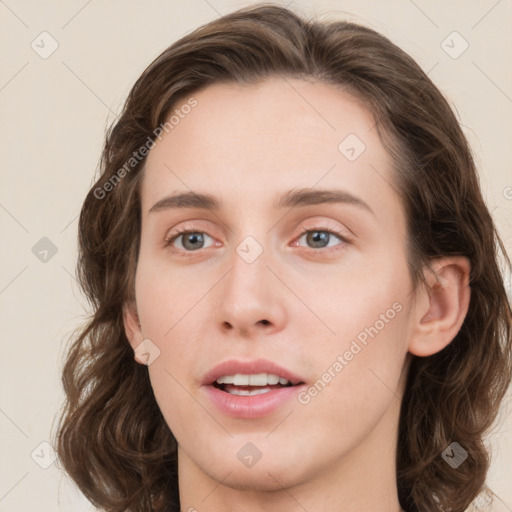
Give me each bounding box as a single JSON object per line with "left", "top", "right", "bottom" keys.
{"left": 311, "top": 251, "right": 410, "bottom": 347}
{"left": 147, "top": 363, "right": 193, "bottom": 442}
{"left": 296, "top": 312, "right": 408, "bottom": 454}
{"left": 134, "top": 256, "right": 209, "bottom": 430}
{"left": 301, "top": 256, "right": 410, "bottom": 415}
{"left": 134, "top": 253, "right": 205, "bottom": 340}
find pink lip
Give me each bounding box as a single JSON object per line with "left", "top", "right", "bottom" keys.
{"left": 201, "top": 358, "right": 306, "bottom": 419}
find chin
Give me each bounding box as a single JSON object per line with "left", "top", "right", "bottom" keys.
{"left": 195, "top": 442, "right": 311, "bottom": 489}
{"left": 207, "top": 462, "right": 306, "bottom": 493}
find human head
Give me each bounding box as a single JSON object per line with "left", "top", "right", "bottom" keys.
{"left": 55, "top": 4, "right": 512, "bottom": 512}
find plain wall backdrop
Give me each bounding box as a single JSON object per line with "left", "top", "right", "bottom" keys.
{"left": 1, "top": 0, "right": 511, "bottom": 510}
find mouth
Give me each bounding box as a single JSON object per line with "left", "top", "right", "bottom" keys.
{"left": 212, "top": 372, "right": 299, "bottom": 396}
{"left": 202, "top": 359, "right": 306, "bottom": 418}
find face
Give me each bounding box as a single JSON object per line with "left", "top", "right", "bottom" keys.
{"left": 127, "top": 77, "right": 417, "bottom": 491}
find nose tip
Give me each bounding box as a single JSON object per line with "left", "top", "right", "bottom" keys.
{"left": 216, "top": 249, "right": 286, "bottom": 338}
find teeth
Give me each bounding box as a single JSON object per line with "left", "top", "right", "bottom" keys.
{"left": 234, "top": 374, "right": 249, "bottom": 385}
{"left": 266, "top": 374, "right": 279, "bottom": 385}
{"left": 228, "top": 387, "right": 272, "bottom": 396}
{"left": 215, "top": 375, "right": 233, "bottom": 385}
{"left": 215, "top": 373, "right": 290, "bottom": 386}
{"left": 249, "top": 373, "right": 266, "bottom": 386}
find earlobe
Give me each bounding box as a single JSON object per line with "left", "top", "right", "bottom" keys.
{"left": 408, "top": 257, "right": 471, "bottom": 357}
{"left": 122, "top": 300, "right": 144, "bottom": 352}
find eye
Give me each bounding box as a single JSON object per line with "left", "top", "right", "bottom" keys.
{"left": 164, "top": 228, "right": 216, "bottom": 253}
{"left": 294, "top": 227, "right": 349, "bottom": 251}
{"left": 163, "top": 225, "right": 350, "bottom": 257}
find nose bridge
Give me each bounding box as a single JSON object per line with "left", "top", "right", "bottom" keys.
{"left": 225, "top": 233, "right": 270, "bottom": 304}
{"left": 225, "top": 208, "right": 271, "bottom": 289}
{"left": 215, "top": 228, "right": 286, "bottom": 334}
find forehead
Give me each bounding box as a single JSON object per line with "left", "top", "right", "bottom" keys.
{"left": 140, "top": 77, "right": 397, "bottom": 216}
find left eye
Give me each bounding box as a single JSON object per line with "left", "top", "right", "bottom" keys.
{"left": 295, "top": 228, "right": 347, "bottom": 250}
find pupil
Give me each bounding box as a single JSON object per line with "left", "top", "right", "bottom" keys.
{"left": 308, "top": 231, "right": 329, "bottom": 248}
{"left": 184, "top": 232, "right": 203, "bottom": 250}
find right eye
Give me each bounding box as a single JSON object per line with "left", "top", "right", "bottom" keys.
{"left": 164, "top": 229, "right": 217, "bottom": 253}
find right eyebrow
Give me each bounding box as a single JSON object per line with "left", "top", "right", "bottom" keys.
{"left": 149, "top": 192, "right": 220, "bottom": 214}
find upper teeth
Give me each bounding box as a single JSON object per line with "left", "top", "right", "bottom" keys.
{"left": 216, "top": 373, "right": 290, "bottom": 386}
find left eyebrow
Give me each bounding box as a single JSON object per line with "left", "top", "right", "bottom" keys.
{"left": 148, "top": 188, "right": 374, "bottom": 216}
{"left": 275, "top": 188, "right": 374, "bottom": 216}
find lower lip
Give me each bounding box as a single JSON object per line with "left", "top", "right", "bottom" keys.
{"left": 203, "top": 384, "right": 306, "bottom": 419}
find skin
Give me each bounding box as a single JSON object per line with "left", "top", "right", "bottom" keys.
{"left": 123, "top": 77, "right": 471, "bottom": 512}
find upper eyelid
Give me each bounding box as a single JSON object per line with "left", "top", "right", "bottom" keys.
{"left": 164, "top": 220, "right": 349, "bottom": 238}
{"left": 164, "top": 224, "right": 351, "bottom": 250}
{"left": 164, "top": 216, "right": 351, "bottom": 236}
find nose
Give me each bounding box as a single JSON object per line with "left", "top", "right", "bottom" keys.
{"left": 215, "top": 241, "right": 287, "bottom": 339}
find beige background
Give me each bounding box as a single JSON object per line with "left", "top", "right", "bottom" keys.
{"left": 0, "top": 0, "right": 511, "bottom": 510}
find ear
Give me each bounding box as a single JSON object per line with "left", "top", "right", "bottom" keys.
{"left": 408, "top": 256, "right": 471, "bottom": 357}
{"left": 122, "top": 300, "right": 145, "bottom": 364}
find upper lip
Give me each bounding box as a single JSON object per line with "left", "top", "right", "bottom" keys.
{"left": 202, "top": 358, "right": 305, "bottom": 386}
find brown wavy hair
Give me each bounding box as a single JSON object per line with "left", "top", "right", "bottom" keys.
{"left": 54, "top": 4, "right": 512, "bottom": 511}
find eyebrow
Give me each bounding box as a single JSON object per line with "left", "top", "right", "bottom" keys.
{"left": 148, "top": 188, "right": 374, "bottom": 216}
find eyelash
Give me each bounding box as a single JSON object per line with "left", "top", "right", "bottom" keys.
{"left": 164, "top": 225, "right": 350, "bottom": 257}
